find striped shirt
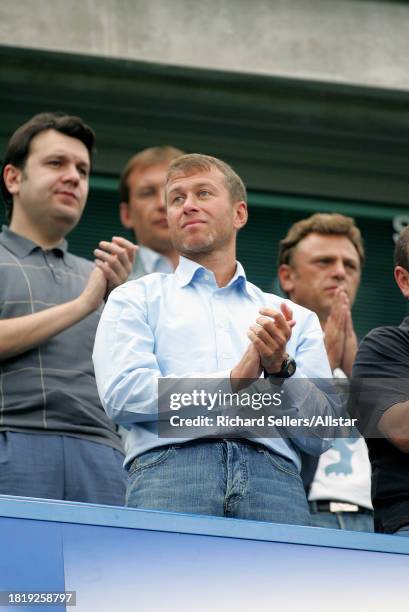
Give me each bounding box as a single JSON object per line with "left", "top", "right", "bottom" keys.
{"left": 0, "top": 226, "right": 123, "bottom": 452}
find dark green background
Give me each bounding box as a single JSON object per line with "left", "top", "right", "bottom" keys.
{"left": 2, "top": 179, "right": 401, "bottom": 341}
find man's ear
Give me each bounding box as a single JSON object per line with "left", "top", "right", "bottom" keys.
{"left": 278, "top": 264, "right": 295, "bottom": 296}
{"left": 3, "top": 164, "right": 22, "bottom": 197}
{"left": 119, "top": 201, "right": 134, "bottom": 230}
{"left": 394, "top": 266, "right": 409, "bottom": 299}
{"left": 233, "top": 201, "right": 248, "bottom": 230}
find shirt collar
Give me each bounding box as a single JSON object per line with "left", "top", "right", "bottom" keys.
{"left": 174, "top": 255, "right": 253, "bottom": 297}
{"left": 138, "top": 245, "right": 172, "bottom": 273}
{"left": 0, "top": 225, "right": 68, "bottom": 260}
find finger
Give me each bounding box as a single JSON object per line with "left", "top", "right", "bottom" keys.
{"left": 328, "top": 298, "right": 346, "bottom": 324}
{"left": 111, "top": 236, "right": 138, "bottom": 251}
{"left": 111, "top": 237, "right": 138, "bottom": 264}
{"left": 250, "top": 323, "right": 286, "bottom": 348}
{"left": 280, "top": 301, "right": 293, "bottom": 322}
{"left": 98, "top": 240, "right": 128, "bottom": 259}
{"left": 247, "top": 329, "right": 285, "bottom": 366}
{"left": 344, "top": 309, "right": 356, "bottom": 335}
{"left": 94, "top": 248, "right": 122, "bottom": 270}
{"left": 249, "top": 323, "right": 289, "bottom": 363}
{"left": 257, "top": 312, "right": 293, "bottom": 339}
{"left": 94, "top": 252, "right": 125, "bottom": 285}
{"left": 259, "top": 306, "right": 295, "bottom": 328}
{"left": 248, "top": 329, "right": 273, "bottom": 356}
{"left": 95, "top": 259, "right": 119, "bottom": 286}
{"left": 95, "top": 243, "right": 134, "bottom": 277}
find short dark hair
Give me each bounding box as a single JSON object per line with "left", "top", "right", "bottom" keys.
{"left": 166, "top": 153, "right": 247, "bottom": 204}
{"left": 119, "top": 146, "right": 184, "bottom": 203}
{"left": 278, "top": 213, "right": 365, "bottom": 268}
{"left": 1, "top": 112, "right": 95, "bottom": 223}
{"left": 394, "top": 225, "right": 409, "bottom": 271}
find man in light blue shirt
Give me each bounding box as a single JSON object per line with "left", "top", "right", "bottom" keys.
{"left": 94, "top": 154, "right": 335, "bottom": 525}
{"left": 119, "top": 146, "right": 184, "bottom": 279}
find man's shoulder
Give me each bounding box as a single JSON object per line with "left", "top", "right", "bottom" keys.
{"left": 248, "top": 285, "right": 320, "bottom": 336}
{"left": 255, "top": 286, "right": 318, "bottom": 322}
{"left": 354, "top": 320, "right": 409, "bottom": 375}
{"left": 362, "top": 320, "right": 409, "bottom": 348}
{"left": 109, "top": 272, "right": 172, "bottom": 302}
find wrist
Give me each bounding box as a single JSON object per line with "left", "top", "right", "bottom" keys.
{"left": 74, "top": 294, "right": 98, "bottom": 318}
{"left": 263, "top": 352, "right": 288, "bottom": 375}
{"left": 263, "top": 355, "right": 296, "bottom": 379}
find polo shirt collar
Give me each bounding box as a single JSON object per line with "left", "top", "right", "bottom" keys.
{"left": 0, "top": 225, "right": 69, "bottom": 260}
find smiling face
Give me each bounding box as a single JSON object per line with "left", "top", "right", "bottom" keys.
{"left": 278, "top": 232, "right": 361, "bottom": 322}
{"left": 5, "top": 129, "right": 90, "bottom": 239}
{"left": 120, "top": 162, "right": 174, "bottom": 254}
{"left": 165, "top": 166, "right": 247, "bottom": 258}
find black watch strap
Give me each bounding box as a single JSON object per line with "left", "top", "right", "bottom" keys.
{"left": 264, "top": 356, "right": 297, "bottom": 379}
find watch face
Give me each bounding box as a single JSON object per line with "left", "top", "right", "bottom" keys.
{"left": 282, "top": 357, "right": 296, "bottom": 378}
{"left": 287, "top": 361, "right": 296, "bottom": 376}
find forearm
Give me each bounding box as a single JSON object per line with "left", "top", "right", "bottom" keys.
{"left": 96, "top": 365, "right": 233, "bottom": 425}
{"left": 379, "top": 402, "right": 409, "bottom": 453}
{"left": 0, "top": 297, "right": 93, "bottom": 360}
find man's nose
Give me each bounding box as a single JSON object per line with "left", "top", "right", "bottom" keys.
{"left": 182, "top": 193, "right": 200, "bottom": 213}
{"left": 62, "top": 164, "right": 80, "bottom": 184}
{"left": 157, "top": 187, "right": 166, "bottom": 210}
{"left": 332, "top": 260, "right": 346, "bottom": 279}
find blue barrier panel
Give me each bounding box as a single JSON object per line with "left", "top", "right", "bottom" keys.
{"left": 0, "top": 495, "right": 408, "bottom": 611}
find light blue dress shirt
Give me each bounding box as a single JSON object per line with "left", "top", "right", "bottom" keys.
{"left": 93, "top": 257, "right": 335, "bottom": 470}
{"left": 129, "top": 245, "right": 174, "bottom": 280}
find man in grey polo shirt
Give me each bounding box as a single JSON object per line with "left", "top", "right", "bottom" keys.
{"left": 0, "top": 112, "right": 136, "bottom": 505}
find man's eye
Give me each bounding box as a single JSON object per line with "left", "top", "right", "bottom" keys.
{"left": 48, "top": 160, "right": 61, "bottom": 167}
{"left": 199, "top": 190, "right": 210, "bottom": 198}
{"left": 78, "top": 167, "right": 89, "bottom": 178}
{"left": 172, "top": 195, "right": 184, "bottom": 205}
{"left": 138, "top": 188, "right": 156, "bottom": 198}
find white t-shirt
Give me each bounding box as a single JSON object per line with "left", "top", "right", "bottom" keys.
{"left": 308, "top": 368, "right": 373, "bottom": 509}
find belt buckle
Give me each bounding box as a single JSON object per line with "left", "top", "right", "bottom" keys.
{"left": 329, "top": 502, "right": 359, "bottom": 513}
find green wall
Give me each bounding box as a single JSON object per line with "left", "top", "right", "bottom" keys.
{"left": 25, "top": 176, "right": 407, "bottom": 341}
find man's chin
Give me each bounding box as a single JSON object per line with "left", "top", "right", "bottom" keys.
{"left": 52, "top": 210, "right": 82, "bottom": 233}
{"left": 178, "top": 240, "right": 213, "bottom": 255}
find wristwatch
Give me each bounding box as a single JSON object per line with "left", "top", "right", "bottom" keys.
{"left": 264, "top": 356, "right": 296, "bottom": 379}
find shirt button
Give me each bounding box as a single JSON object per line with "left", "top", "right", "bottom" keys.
{"left": 49, "top": 263, "right": 54, "bottom": 268}
{"left": 204, "top": 274, "right": 210, "bottom": 281}
{"left": 222, "top": 353, "right": 231, "bottom": 359}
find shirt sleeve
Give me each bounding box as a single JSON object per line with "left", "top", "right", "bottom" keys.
{"left": 93, "top": 282, "right": 232, "bottom": 425}
{"left": 351, "top": 326, "right": 409, "bottom": 435}
{"left": 280, "top": 308, "right": 340, "bottom": 456}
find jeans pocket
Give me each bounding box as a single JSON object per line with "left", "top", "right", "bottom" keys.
{"left": 127, "top": 445, "right": 174, "bottom": 476}
{"left": 259, "top": 449, "right": 299, "bottom": 477}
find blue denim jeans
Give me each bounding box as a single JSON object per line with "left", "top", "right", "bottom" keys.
{"left": 126, "top": 439, "right": 310, "bottom": 525}
{"left": 309, "top": 501, "right": 374, "bottom": 532}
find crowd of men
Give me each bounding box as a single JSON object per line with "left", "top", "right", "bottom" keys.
{"left": 0, "top": 112, "right": 408, "bottom": 537}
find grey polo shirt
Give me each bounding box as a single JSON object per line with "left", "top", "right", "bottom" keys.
{"left": 0, "top": 226, "right": 123, "bottom": 452}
